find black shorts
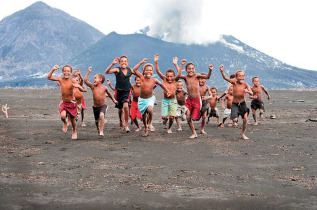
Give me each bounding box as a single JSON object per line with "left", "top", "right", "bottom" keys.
{"left": 200, "top": 100, "right": 209, "bottom": 116}
{"left": 93, "top": 104, "right": 107, "bottom": 121}
{"left": 230, "top": 101, "right": 249, "bottom": 120}
{"left": 251, "top": 99, "right": 265, "bottom": 111}
{"left": 115, "top": 89, "right": 132, "bottom": 109}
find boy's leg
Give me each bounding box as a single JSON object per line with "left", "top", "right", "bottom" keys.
{"left": 259, "top": 109, "right": 264, "bottom": 120}
{"left": 123, "top": 102, "right": 130, "bottom": 132}
{"left": 252, "top": 108, "right": 258, "bottom": 125}
{"left": 133, "top": 118, "right": 141, "bottom": 132}
{"left": 147, "top": 106, "right": 155, "bottom": 132}
{"left": 60, "top": 110, "right": 68, "bottom": 132}
{"left": 70, "top": 116, "right": 77, "bottom": 139}
{"left": 167, "top": 116, "right": 174, "bottom": 133}
{"left": 118, "top": 109, "right": 123, "bottom": 130}
{"left": 142, "top": 113, "right": 148, "bottom": 136}
{"left": 221, "top": 117, "right": 227, "bottom": 128}
{"left": 99, "top": 112, "right": 105, "bottom": 136}
{"left": 186, "top": 109, "right": 197, "bottom": 138}
{"left": 176, "top": 117, "right": 182, "bottom": 131}
{"left": 241, "top": 113, "right": 249, "bottom": 140}
{"left": 162, "top": 117, "right": 168, "bottom": 126}
{"left": 81, "top": 109, "right": 86, "bottom": 126}
{"left": 217, "top": 117, "right": 220, "bottom": 126}
{"left": 200, "top": 112, "right": 207, "bottom": 134}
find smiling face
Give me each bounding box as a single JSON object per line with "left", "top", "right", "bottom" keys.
{"left": 236, "top": 71, "right": 245, "bottom": 83}
{"left": 199, "top": 78, "right": 206, "bottom": 86}
{"left": 166, "top": 72, "right": 175, "bottom": 83}
{"left": 176, "top": 81, "right": 183, "bottom": 91}
{"left": 228, "top": 86, "right": 233, "bottom": 95}
{"left": 135, "top": 77, "right": 141, "bottom": 86}
{"left": 143, "top": 64, "right": 153, "bottom": 79}
{"left": 211, "top": 88, "right": 217, "bottom": 97}
{"left": 186, "top": 63, "right": 195, "bottom": 76}
{"left": 119, "top": 57, "right": 128, "bottom": 69}
{"left": 62, "top": 66, "right": 72, "bottom": 79}
{"left": 93, "top": 74, "right": 102, "bottom": 85}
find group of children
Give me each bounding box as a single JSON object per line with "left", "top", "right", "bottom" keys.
{"left": 47, "top": 55, "right": 270, "bottom": 140}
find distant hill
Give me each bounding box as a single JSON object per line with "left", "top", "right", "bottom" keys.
{"left": 0, "top": 1, "right": 104, "bottom": 83}
{"left": 67, "top": 32, "right": 317, "bottom": 89}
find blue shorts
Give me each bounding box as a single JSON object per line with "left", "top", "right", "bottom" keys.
{"left": 161, "top": 98, "right": 178, "bottom": 117}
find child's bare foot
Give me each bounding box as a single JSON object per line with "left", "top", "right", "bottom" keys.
{"left": 149, "top": 125, "right": 155, "bottom": 132}
{"left": 218, "top": 123, "right": 222, "bottom": 127}
{"left": 99, "top": 131, "right": 104, "bottom": 136}
{"left": 228, "top": 122, "right": 232, "bottom": 127}
{"left": 177, "top": 127, "right": 182, "bottom": 131}
{"left": 81, "top": 122, "right": 86, "bottom": 127}
{"left": 62, "top": 122, "right": 68, "bottom": 132}
{"left": 142, "top": 129, "right": 148, "bottom": 137}
{"left": 221, "top": 123, "right": 225, "bottom": 128}
{"left": 189, "top": 133, "right": 198, "bottom": 139}
{"left": 200, "top": 130, "right": 207, "bottom": 134}
{"left": 242, "top": 134, "right": 249, "bottom": 140}
{"left": 167, "top": 129, "right": 172, "bottom": 134}
{"left": 125, "top": 126, "right": 130, "bottom": 133}
{"left": 71, "top": 132, "right": 77, "bottom": 140}
{"left": 253, "top": 121, "right": 258, "bottom": 126}
{"left": 233, "top": 122, "right": 238, "bottom": 127}
{"left": 135, "top": 127, "right": 141, "bottom": 132}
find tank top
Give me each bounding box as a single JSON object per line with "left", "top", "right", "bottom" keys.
{"left": 115, "top": 67, "right": 132, "bottom": 91}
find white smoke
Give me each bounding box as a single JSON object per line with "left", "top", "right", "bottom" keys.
{"left": 146, "top": 0, "right": 221, "bottom": 45}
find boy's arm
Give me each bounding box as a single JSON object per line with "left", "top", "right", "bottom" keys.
{"left": 73, "top": 83, "right": 86, "bottom": 92}
{"left": 132, "top": 58, "right": 147, "bottom": 74}
{"left": 178, "top": 59, "right": 187, "bottom": 79}
{"left": 262, "top": 86, "right": 271, "bottom": 99}
{"left": 105, "top": 87, "right": 118, "bottom": 104}
{"left": 106, "top": 79, "right": 116, "bottom": 91}
{"left": 197, "top": 64, "right": 213, "bottom": 79}
{"left": 218, "top": 92, "right": 226, "bottom": 100}
{"left": 219, "top": 65, "right": 235, "bottom": 83}
{"left": 47, "top": 65, "right": 61, "bottom": 81}
{"left": 105, "top": 58, "right": 120, "bottom": 74}
{"left": 222, "top": 96, "right": 226, "bottom": 109}
{"left": 245, "top": 83, "right": 253, "bottom": 96}
{"left": 154, "top": 54, "right": 166, "bottom": 80}
{"left": 84, "top": 67, "right": 94, "bottom": 89}
{"left": 77, "top": 70, "right": 84, "bottom": 86}
{"left": 155, "top": 79, "right": 172, "bottom": 97}
{"left": 172, "top": 57, "right": 181, "bottom": 81}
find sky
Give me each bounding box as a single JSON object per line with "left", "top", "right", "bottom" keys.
{"left": 0, "top": 0, "right": 316, "bottom": 71}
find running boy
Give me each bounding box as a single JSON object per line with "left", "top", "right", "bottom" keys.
{"left": 130, "top": 76, "right": 142, "bottom": 132}
{"left": 47, "top": 65, "right": 78, "bottom": 139}
{"left": 206, "top": 87, "right": 220, "bottom": 126}
{"left": 133, "top": 58, "right": 172, "bottom": 137}
{"left": 179, "top": 61, "right": 213, "bottom": 138}
{"left": 84, "top": 67, "right": 118, "bottom": 136}
{"left": 154, "top": 54, "right": 181, "bottom": 133}
{"left": 105, "top": 55, "right": 133, "bottom": 132}
{"left": 199, "top": 74, "right": 212, "bottom": 134}
{"left": 73, "top": 70, "right": 88, "bottom": 126}
{"left": 175, "top": 80, "right": 188, "bottom": 131}
{"left": 219, "top": 65, "right": 253, "bottom": 139}
{"left": 221, "top": 85, "right": 234, "bottom": 127}
{"left": 250, "top": 76, "right": 271, "bottom": 125}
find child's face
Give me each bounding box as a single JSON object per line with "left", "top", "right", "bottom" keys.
{"left": 144, "top": 66, "right": 153, "bottom": 78}
{"left": 211, "top": 89, "right": 217, "bottom": 97}
{"left": 186, "top": 64, "right": 195, "bottom": 76}
{"left": 62, "top": 67, "right": 72, "bottom": 79}
{"left": 236, "top": 72, "right": 245, "bottom": 83}
{"left": 135, "top": 77, "right": 141, "bottom": 86}
{"left": 199, "top": 78, "right": 206, "bottom": 86}
{"left": 93, "top": 75, "right": 102, "bottom": 85}
{"left": 166, "top": 72, "right": 175, "bottom": 83}
{"left": 176, "top": 82, "right": 183, "bottom": 91}
{"left": 119, "top": 58, "right": 128, "bottom": 69}
{"left": 252, "top": 78, "right": 260, "bottom": 86}
{"left": 72, "top": 71, "right": 79, "bottom": 77}
{"left": 228, "top": 87, "right": 233, "bottom": 95}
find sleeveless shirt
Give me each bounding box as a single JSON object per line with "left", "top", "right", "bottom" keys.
{"left": 115, "top": 67, "right": 132, "bottom": 91}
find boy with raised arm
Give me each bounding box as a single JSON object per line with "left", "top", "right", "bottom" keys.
{"left": 219, "top": 65, "right": 253, "bottom": 139}
{"left": 73, "top": 70, "right": 88, "bottom": 126}
{"left": 47, "top": 65, "right": 79, "bottom": 139}
{"left": 250, "top": 76, "right": 271, "bottom": 125}
{"left": 105, "top": 55, "right": 133, "bottom": 132}
{"left": 179, "top": 61, "right": 213, "bottom": 139}
{"left": 133, "top": 58, "right": 172, "bottom": 137}
{"left": 154, "top": 54, "right": 181, "bottom": 133}
{"left": 84, "top": 67, "right": 118, "bottom": 136}
{"left": 199, "top": 74, "right": 212, "bottom": 134}
{"left": 175, "top": 80, "right": 188, "bottom": 131}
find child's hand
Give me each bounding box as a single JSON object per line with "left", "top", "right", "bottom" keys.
{"left": 77, "top": 70, "right": 81, "bottom": 75}
{"left": 112, "top": 57, "right": 119, "bottom": 65}
{"left": 181, "top": 59, "right": 187, "bottom": 65}
{"left": 114, "top": 100, "right": 118, "bottom": 105}
{"left": 268, "top": 95, "right": 271, "bottom": 100}
{"left": 219, "top": 65, "right": 224, "bottom": 72}
{"left": 52, "top": 65, "right": 59, "bottom": 71}
{"left": 154, "top": 54, "right": 159, "bottom": 62}
{"left": 172, "top": 57, "right": 178, "bottom": 65}
{"left": 201, "top": 96, "right": 206, "bottom": 100}
{"left": 106, "top": 79, "right": 111, "bottom": 85}
{"left": 166, "top": 92, "right": 172, "bottom": 97}
{"left": 208, "top": 64, "right": 213, "bottom": 71}
{"left": 73, "top": 83, "right": 80, "bottom": 88}
{"left": 140, "top": 58, "right": 148, "bottom": 64}
{"left": 88, "top": 67, "right": 92, "bottom": 72}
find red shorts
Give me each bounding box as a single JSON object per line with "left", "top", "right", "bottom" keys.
{"left": 185, "top": 97, "right": 202, "bottom": 120}
{"left": 59, "top": 101, "right": 78, "bottom": 118}
{"left": 130, "top": 100, "right": 142, "bottom": 120}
